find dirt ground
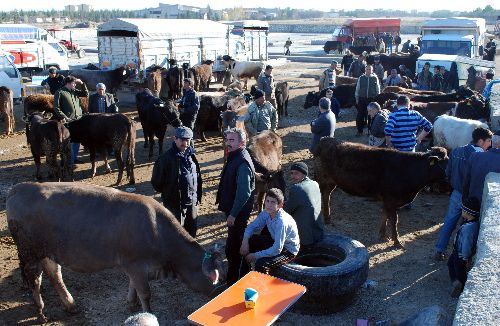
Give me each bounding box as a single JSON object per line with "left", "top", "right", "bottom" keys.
{"left": 0, "top": 61, "right": 459, "bottom": 325}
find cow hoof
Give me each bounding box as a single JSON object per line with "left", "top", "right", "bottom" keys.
{"left": 65, "top": 305, "right": 80, "bottom": 315}
{"left": 37, "top": 311, "right": 49, "bottom": 323}
{"left": 105, "top": 168, "right": 112, "bottom": 174}
{"left": 393, "top": 242, "right": 406, "bottom": 250}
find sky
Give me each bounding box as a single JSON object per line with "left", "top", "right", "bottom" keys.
{"left": 1, "top": 0, "right": 497, "bottom": 12}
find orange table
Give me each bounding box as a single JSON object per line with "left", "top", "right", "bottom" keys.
{"left": 188, "top": 271, "right": 306, "bottom": 326}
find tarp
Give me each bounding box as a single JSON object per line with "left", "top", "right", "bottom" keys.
{"left": 0, "top": 24, "right": 45, "bottom": 40}
{"left": 345, "top": 18, "right": 401, "bottom": 35}
{"left": 98, "top": 18, "right": 229, "bottom": 40}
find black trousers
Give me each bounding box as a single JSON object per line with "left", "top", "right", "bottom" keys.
{"left": 356, "top": 97, "right": 374, "bottom": 134}
{"left": 166, "top": 203, "right": 198, "bottom": 238}
{"left": 447, "top": 250, "right": 467, "bottom": 285}
{"left": 248, "top": 228, "right": 296, "bottom": 274}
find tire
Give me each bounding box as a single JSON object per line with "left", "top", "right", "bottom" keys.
{"left": 271, "top": 233, "right": 369, "bottom": 315}
{"left": 77, "top": 49, "right": 85, "bottom": 58}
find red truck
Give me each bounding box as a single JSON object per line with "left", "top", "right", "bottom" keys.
{"left": 324, "top": 18, "right": 401, "bottom": 54}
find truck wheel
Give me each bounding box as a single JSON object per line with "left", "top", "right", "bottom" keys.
{"left": 271, "top": 233, "right": 369, "bottom": 315}
{"left": 77, "top": 49, "right": 85, "bottom": 58}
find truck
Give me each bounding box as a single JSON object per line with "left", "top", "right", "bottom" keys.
{"left": 0, "top": 50, "right": 24, "bottom": 100}
{"left": 420, "top": 17, "right": 486, "bottom": 58}
{"left": 324, "top": 18, "right": 401, "bottom": 54}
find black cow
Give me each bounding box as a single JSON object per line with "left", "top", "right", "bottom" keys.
{"left": 411, "top": 86, "right": 476, "bottom": 103}
{"left": 453, "top": 96, "right": 490, "bottom": 121}
{"left": 304, "top": 85, "right": 356, "bottom": 109}
{"left": 366, "top": 51, "right": 420, "bottom": 75}
{"left": 275, "top": 81, "right": 290, "bottom": 117}
{"left": 52, "top": 66, "right": 132, "bottom": 94}
{"left": 374, "top": 92, "right": 399, "bottom": 107}
{"left": 136, "top": 89, "right": 182, "bottom": 159}
{"left": 66, "top": 113, "right": 136, "bottom": 185}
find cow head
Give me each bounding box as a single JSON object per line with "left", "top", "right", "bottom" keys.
{"left": 220, "top": 110, "right": 238, "bottom": 132}
{"left": 167, "top": 58, "right": 178, "bottom": 67}
{"left": 182, "top": 62, "right": 190, "bottom": 70}
{"left": 201, "top": 243, "right": 226, "bottom": 286}
{"left": 455, "top": 95, "right": 490, "bottom": 121}
{"left": 203, "top": 60, "right": 214, "bottom": 66}
{"left": 456, "top": 85, "right": 476, "bottom": 100}
{"left": 157, "top": 99, "right": 182, "bottom": 127}
{"left": 427, "top": 147, "right": 449, "bottom": 181}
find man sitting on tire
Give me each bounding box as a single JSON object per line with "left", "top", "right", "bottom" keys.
{"left": 240, "top": 188, "right": 300, "bottom": 275}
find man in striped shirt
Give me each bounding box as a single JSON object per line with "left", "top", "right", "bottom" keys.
{"left": 384, "top": 95, "right": 432, "bottom": 152}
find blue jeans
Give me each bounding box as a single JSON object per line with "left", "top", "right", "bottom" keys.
{"left": 71, "top": 142, "right": 80, "bottom": 163}
{"left": 435, "top": 190, "right": 462, "bottom": 253}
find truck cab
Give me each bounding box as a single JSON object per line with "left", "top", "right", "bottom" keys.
{"left": 0, "top": 51, "right": 24, "bottom": 100}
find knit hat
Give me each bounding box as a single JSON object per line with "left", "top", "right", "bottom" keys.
{"left": 290, "top": 162, "right": 308, "bottom": 176}
{"left": 462, "top": 197, "right": 480, "bottom": 218}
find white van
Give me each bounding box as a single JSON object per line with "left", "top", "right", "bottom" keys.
{"left": 0, "top": 51, "right": 24, "bottom": 100}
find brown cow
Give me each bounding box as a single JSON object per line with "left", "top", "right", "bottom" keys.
{"left": 314, "top": 138, "right": 448, "bottom": 248}
{"left": 147, "top": 66, "right": 163, "bottom": 97}
{"left": 24, "top": 94, "right": 89, "bottom": 116}
{"left": 335, "top": 75, "right": 357, "bottom": 86}
{"left": 191, "top": 60, "right": 214, "bottom": 91}
{"left": 0, "top": 86, "right": 14, "bottom": 135}
{"left": 382, "top": 100, "right": 457, "bottom": 124}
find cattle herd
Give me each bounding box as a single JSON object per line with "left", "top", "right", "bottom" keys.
{"left": 0, "top": 52, "right": 496, "bottom": 322}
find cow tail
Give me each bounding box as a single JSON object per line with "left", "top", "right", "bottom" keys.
{"left": 126, "top": 120, "right": 136, "bottom": 183}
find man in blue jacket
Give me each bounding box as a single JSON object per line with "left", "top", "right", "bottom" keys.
{"left": 310, "top": 97, "right": 336, "bottom": 153}
{"left": 178, "top": 78, "right": 200, "bottom": 131}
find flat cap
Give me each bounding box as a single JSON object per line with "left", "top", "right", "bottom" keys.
{"left": 253, "top": 89, "right": 265, "bottom": 99}
{"left": 175, "top": 126, "right": 193, "bottom": 139}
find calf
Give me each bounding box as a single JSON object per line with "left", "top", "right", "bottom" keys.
{"left": 452, "top": 96, "right": 490, "bottom": 121}
{"left": 24, "top": 94, "right": 89, "bottom": 116}
{"left": 53, "top": 66, "right": 132, "bottom": 94}
{"left": 0, "top": 86, "right": 14, "bottom": 135}
{"left": 136, "top": 89, "right": 182, "bottom": 158}
{"left": 191, "top": 60, "right": 214, "bottom": 91}
{"left": 433, "top": 115, "right": 489, "bottom": 151}
{"left": 314, "top": 137, "right": 448, "bottom": 248}
{"left": 275, "top": 81, "right": 290, "bottom": 117}
{"left": 25, "top": 113, "right": 72, "bottom": 181}
{"left": 66, "top": 114, "right": 136, "bottom": 185}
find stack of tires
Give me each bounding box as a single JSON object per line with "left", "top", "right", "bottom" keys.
{"left": 271, "top": 233, "right": 369, "bottom": 314}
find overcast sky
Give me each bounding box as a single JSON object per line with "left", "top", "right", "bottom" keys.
{"left": 1, "top": 1, "right": 496, "bottom": 12}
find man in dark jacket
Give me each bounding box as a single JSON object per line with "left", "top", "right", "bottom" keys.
{"left": 151, "top": 126, "right": 202, "bottom": 238}
{"left": 310, "top": 97, "right": 336, "bottom": 153}
{"left": 348, "top": 53, "right": 366, "bottom": 78}
{"left": 88, "top": 83, "right": 118, "bottom": 114}
{"left": 341, "top": 50, "right": 354, "bottom": 76}
{"left": 41, "top": 66, "right": 65, "bottom": 95}
{"left": 216, "top": 127, "right": 256, "bottom": 285}
{"left": 355, "top": 65, "right": 380, "bottom": 136}
{"left": 178, "top": 78, "right": 200, "bottom": 131}
{"left": 284, "top": 162, "right": 324, "bottom": 249}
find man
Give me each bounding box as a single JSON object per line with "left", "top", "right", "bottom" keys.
{"left": 394, "top": 33, "right": 402, "bottom": 53}
{"left": 384, "top": 95, "right": 432, "bottom": 152}
{"left": 284, "top": 162, "right": 324, "bottom": 248}
{"left": 348, "top": 53, "right": 366, "bottom": 78}
{"left": 355, "top": 65, "right": 380, "bottom": 137}
{"left": 401, "top": 40, "right": 411, "bottom": 53}
{"left": 431, "top": 66, "right": 444, "bottom": 92}
{"left": 124, "top": 312, "right": 159, "bottom": 326}
{"left": 53, "top": 75, "right": 89, "bottom": 164}
{"left": 386, "top": 33, "right": 394, "bottom": 54}
{"left": 319, "top": 60, "right": 338, "bottom": 90}
{"left": 372, "top": 56, "right": 385, "bottom": 84}
{"left": 310, "top": 97, "right": 336, "bottom": 153}
{"left": 417, "top": 62, "right": 433, "bottom": 91}
{"left": 178, "top": 78, "right": 200, "bottom": 131}
{"left": 151, "top": 126, "right": 202, "bottom": 238}
{"left": 434, "top": 127, "right": 493, "bottom": 261}
{"left": 244, "top": 89, "right": 278, "bottom": 138}
{"left": 284, "top": 37, "right": 292, "bottom": 56}
{"left": 462, "top": 130, "right": 500, "bottom": 205}
{"left": 257, "top": 65, "right": 277, "bottom": 109}
{"left": 88, "top": 83, "right": 119, "bottom": 113}
{"left": 41, "top": 66, "right": 65, "bottom": 95}
{"left": 341, "top": 50, "right": 354, "bottom": 76}
{"left": 240, "top": 188, "right": 299, "bottom": 275}
{"left": 216, "top": 128, "right": 256, "bottom": 285}
{"left": 385, "top": 69, "right": 402, "bottom": 87}
{"left": 378, "top": 37, "right": 386, "bottom": 53}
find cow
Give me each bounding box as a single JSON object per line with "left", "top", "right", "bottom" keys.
{"left": 24, "top": 94, "right": 89, "bottom": 116}
{"left": 374, "top": 92, "right": 399, "bottom": 107}
{"left": 52, "top": 66, "right": 132, "bottom": 95}
{"left": 165, "top": 59, "right": 182, "bottom": 99}
{"left": 303, "top": 85, "right": 356, "bottom": 109}
{"left": 247, "top": 131, "right": 286, "bottom": 212}
{"left": 382, "top": 100, "right": 457, "bottom": 124}
{"left": 6, "top": 182, "right": 225, "bottom": 322}
{"left": 451, "top": 95, "right": 490, "bottom": 121}
{"left": 24, "top": 113, "right": 72, "bottom": 181}
{"left": 313, "top": 138, "right": 448, "bottom": 248}
{"left": 275, "top": 81, "right": 290, "bottom": 117}
{"left": 433, "top": 115, "right": 489, "bottom": 151}
{"left": 196, "top": 93, "right": 246, "bottom": 142}
{"left": 221, "top": 55, "right": 264, "bottom": 90}
{"left": 191, "top": 60, "right": 214, "bottom": 91}
{"left": 136, "top": 89, "right": 182, "bottom": 159}
{"left": 147, "top": 65, "right": 164, "bottom": 97}
{"left": 336, "top": 75, "right": 358, "bottom": 86}
{"left": 366, "top": 51, "right": 420, "bottom": 75}
{"left": 66, "top": 113, "right": 136, "bottom": 185}
{"left": 0, "top": 86, "right": 14, "bottom": 135}
{"left": 410, "top": 86, "right": 476, "bottom": 103}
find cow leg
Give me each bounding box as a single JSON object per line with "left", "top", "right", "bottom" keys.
{"left": 257, "top": 191, "right": 265, "bottom": 212}
{"left": 41, "top": 258, "right": 78, "bottom": 314}
{"left": 384, "top": 205, "right": 404, "bottom": 249}
{"left": 379, "top": 206, "right": 390, "bottom": 241}
{"left": 47, "top": 147, "right": 59, "bottom": 181}
{"left": 125, "top": 267, "right": 152, "bottom": 312}
{"left": 157, "top": 130, "right": 166, "bottom": 156}
{"left": 89, "top": 148, "right": 97, "bottom": 178}
{"left": 148, "top": 133, "right": 155, "bottom": 159}
{"left": 126, "top": 280, "right": 140, "bottom": 311}
{"left": 5, "top": 112, "right": 13, "bottom": 135}
{"left": 24, "top": 261, "right": 47, "bottom": 322}
{"left": 33, "top": 153, "right": 42, "bottom": 180}
{"left": 102, "top": 149, "right": 111, "bottom": 174}
{"left": 115, "top": 148, "right": 124, "bottom": 185}
{"left": 285, "top": 99, "right": 289, "bottom": 116}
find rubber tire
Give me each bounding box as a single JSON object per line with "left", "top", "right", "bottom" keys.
{"left": 77, "top": 49, "right": 85, "bottom": 58}
{"left": 271, "top": 233, "right": 369, "bottom": 315}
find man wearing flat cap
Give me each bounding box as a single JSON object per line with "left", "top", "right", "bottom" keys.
{"left": 257, "top": 65, "right": 277, "bottom": 109}
{"left": 319, "top": 60, "right": 338, "bottom": 91}
{"left": 151, "top": 126, "right": 202, "bottom": 238}
{"left": 244, "top": 89, "right": 278, "bottom": 138}
{"left": 284, "top": 162, "right": 324, "bottom": 249}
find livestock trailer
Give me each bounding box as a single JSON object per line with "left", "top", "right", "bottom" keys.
{"left": 98, "top": 18, "right": 239, "bottom": 80}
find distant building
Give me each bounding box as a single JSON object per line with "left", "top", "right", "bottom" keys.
{"left": 137, "top": 3, "right": 212, "bottom": 19}
{"left": 65, "top": 5, "right": 78, "bottom": 12}
{"left": 79, "top": 4, "right": 93, "bottom": 13}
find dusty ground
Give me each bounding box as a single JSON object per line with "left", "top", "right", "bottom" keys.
{"left": 0, "top": 61, "right": 459, "bottom": 325}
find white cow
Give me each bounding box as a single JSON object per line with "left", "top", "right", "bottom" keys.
{"left": 221, "top": 55, "right": 264, "bottom": 90}
{"left": 433, "top": 115, "right": 489, "bottom": 151}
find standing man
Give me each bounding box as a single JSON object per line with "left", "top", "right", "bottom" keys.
{"left": 284, "top": 162, "right": 324, "bottom": 249}
{"left": 41, "top": 66, "right": 65, "bottom": 95}
{"left": 216, "top": 128, "right": 256, "bottom": 285}
{"left": 348, "top": 52, "right": 366, "bottom": 78}
{"left": 434, "top": 127, "right": 492, "bottom": 261}
{"left": 394, "top": 33, "right": 402, "bottom": 53}
{"left": 88, "top": 83, "right": 119, "bottom": 113}
{"left": 257, "top": 65, "right": 277, "bottom": 109}
{"left": 178, "top": 78, "right": 200, "bottom": 132}
{"left": 372, "top": 56, "right": 385, "bottom": 84}
{"left": 462, "top": 130, "right": 500, "bottom": 204}
{"left": 284, "top": 37, "right": 292, "bottom": 56}
{"left": 53, "top": 75, "right": 89, "bottom": 164}
{"left": 341, "top": 50, "right": 354, "bottom": 76}
{"left": 355, "top": 65, "right": 380, "bottom": 137}
{"left": 319, "top": 60, "right": 338, "bottom": 90}
{"left": 431, "top": 66, "right": 444, "bottom": 92}
{"left": 384, "top": 95, "right": 432, "bottom": 152}
{"left": 417, "top": 62, "right": 433, "bottom": 91}
{"left": 310, "top": 97, "right": 336, "bottom": 153}
{"left": 386, "top": 33, "right": 394, "bottom": 54}
{"left": 244, "top": 89, "right": 278, "bottom": 138}
{"left": 151, "top": 126, "right": 202, "bottom": 238}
